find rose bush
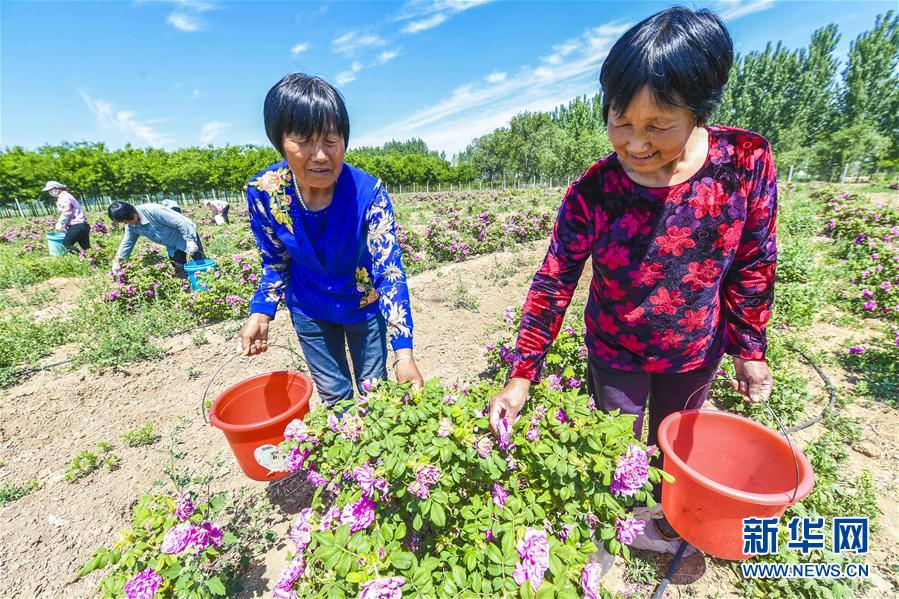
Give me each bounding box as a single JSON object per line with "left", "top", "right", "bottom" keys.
{"left": 186, "top": 253, "right": 259, "bottom": 321}
{"left": 78, "top": 424, "right": 280, "bottom": 598}
{"left": 484, "top": 301, "right": 588, "bottom": 393}
{"left": 819, "top": 189, "right": 898, "bottom": 323}
{"left": 272, "top": 378, "right": 666, "bottom": 598}
{"left": 99, "top": 244, "right": 183, "bottom": 310}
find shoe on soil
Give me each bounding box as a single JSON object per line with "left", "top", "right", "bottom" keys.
{"left": 629, "top": 510, "right": 697, "bottom": 556}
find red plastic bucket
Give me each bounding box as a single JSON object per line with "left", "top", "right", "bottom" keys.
{"left": 658, "top": 409, "right": 815, "bottom": 560}
{"left": 209, "top": 370, "right": 312, "bottom": 481}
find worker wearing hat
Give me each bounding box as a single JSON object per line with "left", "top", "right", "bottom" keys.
{"left": 42, "top": 181, "right": 91, "bottom": 252}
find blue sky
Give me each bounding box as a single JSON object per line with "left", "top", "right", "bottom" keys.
{"left": 1, "top": 1, "right": 894, "bottom": 156}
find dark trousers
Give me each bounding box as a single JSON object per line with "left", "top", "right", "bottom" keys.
{"left": 587, "top": 357, "right": 719, "bottom": 500}
{"left": 169, "top": 239, "right": 206, "bottom": 279}
{"left": 290, "top": 311, "right": 388, "bottom": 406}
{"left": 221, "top": 206, "right": 230, "bottom": 224}
{"left": 63, "top": 222, "right": 91, "bottom": 252}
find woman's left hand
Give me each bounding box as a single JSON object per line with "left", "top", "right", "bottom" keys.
{"left": 732, "top": 357, "right": 773, "bottom": 403}
{"left": 394, "top": 355, "right": 424, "bottom": 390}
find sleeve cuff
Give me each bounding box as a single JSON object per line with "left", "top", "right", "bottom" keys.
{"left": 724, "top": 331, "right": 767, "bottom": 361}
{"left": 249, "top": 299, "right": 278, "bottom": 319}
{"left": 390, "top": 336, "right": 413, "bottom": 352}
{"left": 509, "top": 362, "right": 541, "bottom": 384}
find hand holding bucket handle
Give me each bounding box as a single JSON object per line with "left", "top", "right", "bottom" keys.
{"left": 200, "top": 343, "right": 308, "bottom": 424}
{"left": 682, "top": 372, "right": 801, "bottom": 506}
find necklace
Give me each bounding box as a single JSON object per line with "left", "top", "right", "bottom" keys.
{"left": 290, "top": 170, "right": 310, "bottom": 211}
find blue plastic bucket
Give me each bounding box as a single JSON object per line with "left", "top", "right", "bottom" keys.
{"left": 47, "top": 231, "right": 66, "bottom": 256}
{"left": 184, "top": 258, "right": 217, "bottom": 291}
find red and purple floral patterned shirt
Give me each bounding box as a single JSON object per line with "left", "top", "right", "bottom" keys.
{"left": 511, "top": 125, "right": 777, "bottom": 381}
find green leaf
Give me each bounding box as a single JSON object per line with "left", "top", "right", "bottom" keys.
{"left": 548, "top": 554, "right": 565, "bottom": 578}
{"left": 346, "top": 571, "right": 367, "bottom": 583}
{"left": 334, "top": 524, "right": 351, "bottom": 547}
{"left": 336, "top": 553, "right": 354, "bottom": 577}
{"left": 431, "top": 503, "right": 446, "bottom": 527}
{"left": 452, "top": 564, "right": 467, "bottom": 588}
{"left": 536, "top": 582, "right": 555, "bottom": 598}
{"left": 486, "top": 544, "right": 503, "bottom": 564}
{"left": 412, "top": 566, "right": 431, "bottom": 588}
{"left": 464, "top": 549, "right": 479, "bottom": 572}
{"left": 161, "top": 562, "right": 182, "bottom": 578}
{"left": 207, "top": 576, "right": 226, "bottom": 596}
{"left": 392, "top": 551, "right": 415, "bottom": 571}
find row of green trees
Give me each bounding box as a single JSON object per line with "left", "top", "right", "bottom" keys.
{"left": 1, "top": 11, "right": 895, "bottom": 204}
{"left": 467, "top": 11, "right": 898, "bottom": 182}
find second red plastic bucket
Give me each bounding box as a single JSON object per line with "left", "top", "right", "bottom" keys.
{"left": 658, "top": 409, "right": 815, "bottom": 560}
{"left": 209, "top": 370, "right": 312, "bottom": 482}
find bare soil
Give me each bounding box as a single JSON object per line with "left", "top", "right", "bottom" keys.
{"left": 1, "top": 241, "right": 896, "bottom": 598}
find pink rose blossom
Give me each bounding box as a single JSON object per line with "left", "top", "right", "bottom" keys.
{"left": 512, "top": 527, "right": 550, "bottom": 592}
{"left": 160, "top": 522, "right": 194, "bottom": 554}
{"left": 611, "top": 444, "right": 650, "bottom": 496}
{"left": 340, "top": 496, "right": 375, "bottom": 533}
{"left": 358, "top": 576, "right": 406, "bottom": 599}
{"left": 124, "top": 568, "right": 162, "bottom": 599}
{"left": 497, "top": 417, "right": 514, "bottom": 451}
{"left": 272, "top": 556, "right": 304, "bottom": 599}
{"left": 581, "top": 562, "right": 604, "bottom": 599}
{"left": 290, "top": 508, "right": 315, "bottom": 553}
{"left": 616, "top": 517, "right": 646, "bottom": 545}
{"left": 175, "top": 493, "right": 194, "bottom": 521}
{"left": 492, "top": 483, "right": 508, "bottom": 508}
{"left": 475, "top": 436, "right": 494, "bottom": 458}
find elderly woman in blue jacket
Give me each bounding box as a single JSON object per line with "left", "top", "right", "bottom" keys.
{"left": 237, "top": 73, "right": 423, "bottom": 405}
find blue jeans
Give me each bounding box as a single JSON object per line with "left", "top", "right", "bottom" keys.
{"left": 290, "top": 311, "right": 388, "bottom": 406}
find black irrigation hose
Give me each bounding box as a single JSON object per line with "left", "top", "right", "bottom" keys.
{"left": 783, "top": 344, "right": 840, "bottom": 433}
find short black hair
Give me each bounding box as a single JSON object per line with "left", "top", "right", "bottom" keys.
{"left": 264, "top": 73, "right": 350, "bottom": 157}
{"left": 108, "top": 201, "right": 137, "bottom": 222}
{"left": 599, "top": 6, "right": 733, "bottom": 125}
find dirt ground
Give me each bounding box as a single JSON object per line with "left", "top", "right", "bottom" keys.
{"left": 1, "top": 241, "right": 896, "bottom": 598}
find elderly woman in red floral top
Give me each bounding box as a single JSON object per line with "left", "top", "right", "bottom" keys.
{"left": 489, "top": 7, "right": 776, "bottom": 546}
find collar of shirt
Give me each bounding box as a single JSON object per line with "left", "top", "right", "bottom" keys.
{"left": 136, "top": 206, "right": 150, "bottom": 225}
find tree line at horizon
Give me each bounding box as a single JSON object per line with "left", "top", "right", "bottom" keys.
{"left": 1, "top": 11, "right": 895, "bottom": 204}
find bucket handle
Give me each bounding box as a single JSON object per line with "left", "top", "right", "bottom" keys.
{"left": 683, "top": 377, "right": 801, "bottom": 506}
{"left": 200, "top": 343, "right": 308, "bottom": 424}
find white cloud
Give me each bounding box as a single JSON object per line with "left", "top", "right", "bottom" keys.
{"left": 351, "top": 21, "right": 632, "bottom": 155}
{"left": 403, "top": 14, "right": 448, "bottom": 34}
{"left": 79, "top": 91, "right": 173, "bottom": 147}
{"left": 716, "top": 0, "right": 776, "bottom": 21}
{"left": 485, "top": 71, "right": 506, "bottom": 83}
{"left": 291, "top": 42, "right": 310, "bottom": 55}
{"left": 167, "top": 12, "right": 204, "bottom": 32}
{"left": 395, "top": 0, "right": 492, "bottom": 20}
{"left": 335, "top": 62, "right": 364, "bottom": 86}
{"left": 332, "top": 31, "right": 386, "bottom": 56}
{"left": 376, "top": 49, "right": 401, "bottom": 65}
{"left": 396, "top": 0, "right": 493, "bottom": 34}
{"left": 191, "top": 89, "right": 200, "bottom": 100}
{"left": 162, "top": 1, "right": 219, "bottom": 32}
{"left": 200, "top": 121, "right": 231, "bottom": 145}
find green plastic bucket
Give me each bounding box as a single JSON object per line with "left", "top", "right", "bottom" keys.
{"left": 46, "top": 232, "right": 66, "bottom": 256}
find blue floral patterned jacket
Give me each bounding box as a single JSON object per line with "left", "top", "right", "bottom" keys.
{"left": 247, "top": 161, "right": 413, "bottom": 351}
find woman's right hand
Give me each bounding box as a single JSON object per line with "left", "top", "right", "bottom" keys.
{"left": 488, "top": 377, "right": 531, "bottom": 436}
{"left": 237, "top": 313, "right": 272, "bottom": 356}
